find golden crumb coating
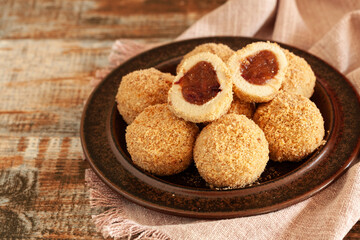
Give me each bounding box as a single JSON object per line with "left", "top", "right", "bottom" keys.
{"left": 194, "top": 114, "right": 269, "bottom": 188}
{"left": 126, "top": 104, "right": 199, "bottom": 176}
{"left": 227, "top": 94, "right": 255, "bottom": 119}
{"left": 116, "top": 68, "right": 174, "bottom": 124}
{"left": 176, "top": 43, "right": 234, "bottom": 73}
{"left": 281, "top": 48, "right": 316, "bottom": 98}
{"left": 253, "top": 91, "right": 325, "bottom": 162}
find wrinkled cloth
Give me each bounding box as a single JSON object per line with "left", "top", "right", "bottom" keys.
{"left": 86, "top": 0, "right": 360, "bottom": 239}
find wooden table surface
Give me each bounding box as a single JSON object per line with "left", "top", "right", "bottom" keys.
{"left": 0, "top": 0, "right": 359, "bottom": 239}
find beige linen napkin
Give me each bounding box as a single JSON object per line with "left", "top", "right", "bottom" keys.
{"left": 87, "top": 0, "right": 360, "bottom": 239}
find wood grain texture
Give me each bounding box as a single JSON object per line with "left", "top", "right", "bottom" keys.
{"left": 0, "top": 39, "right": 141, "bottom": 239}
{"left": 0, "top": 0, "right": 226, "bottom": 40}
{"left": 0, "top": 0, "right": 358, "bottom": 239}
{"left": 0, "top": 37, "right": 167, "bottom": 238}
{"left": 0, "top": 40, "right": 110, "bottom": 136}
{"left": 0, "top": 137, "right": 99, "bottom": 239}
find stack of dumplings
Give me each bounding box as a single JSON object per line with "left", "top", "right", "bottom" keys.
{"left": 116, "top": 41, "right": 325, "bottom": 189}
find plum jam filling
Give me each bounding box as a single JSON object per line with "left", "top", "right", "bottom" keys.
{"left": 175, "top": 61, "right": 221, "bottom": 105}
{"left": 240, "top": 50, "right": 279, "bottom": 85}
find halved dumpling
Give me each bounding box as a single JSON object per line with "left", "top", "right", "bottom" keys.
{"left": 228, "top": 41, "right": 288, "bottom": 103}
{"left": 168, "top": 52, "right": 233, "bottom": 123}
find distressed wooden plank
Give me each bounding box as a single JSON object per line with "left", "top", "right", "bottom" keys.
{"left": 0, "top": 37, "right": 166, "bottom": 238}
{"left": 0, "top": 39, "right": 160, "bottom": 137}
{"left": 2, "top": 136, "right": 359, "bottom": 239}
{"left": 0, "top": 0, "right": 359, "bottom": 237}
{"left": 0, "top": 40, "right": 107, "bottom": 136}
{"left": 0, "top": 136, "right": 103, "bottom": 239}
{"left": 0, "top": 38, "right": 110, "bottom": 238}
{"left": 0, "top": 0, "right": 226, "bottom": 40}
{"left": 0, "top": 136, "right": 83, "bottom": 168}
{"left": 0, "top": 39, "right": 167, "bottom": 137}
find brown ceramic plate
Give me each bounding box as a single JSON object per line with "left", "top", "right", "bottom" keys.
{"left": 81, "top": 37, "right": 360, "bottom": 219}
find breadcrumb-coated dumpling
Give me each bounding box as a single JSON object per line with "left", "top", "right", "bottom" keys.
{"left": 116, "top": 68, "right": 174, "bottom": 124}
{"left": 228, "top": 41, "right": 288, "bottom": 103}
{"left": 168, "top": 52, "right": 233, "bottom": 123}
{"left": 176, "top": 43, "right": 234, "bottom": 73}
{"left": 281, "top": 48, "right": 316, "bottom": 98}
{"left": 227, "top": 94, "right": 255, "bottom": 119}
{"left": 126, "top": 104, "right": 199, "bottom": 176}
{"left": 253, "top": 91, "right": 325, "bottom": 162}
{"left": 194, "top": 114, "right": 269, "bottom": 188}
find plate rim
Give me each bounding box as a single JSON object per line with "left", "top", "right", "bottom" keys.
{"left": 81, "top": 36, "right": 360, "bottom": 219}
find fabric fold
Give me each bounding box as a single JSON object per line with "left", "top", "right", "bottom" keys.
{"left": 177, "top": 0, "right": 278, "bottom": 40}
{"left": 86, "top": 0, "right": 360, "bottom": 239}
{"left": 310, "top": 10, "right": 360, "bottom": 74}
